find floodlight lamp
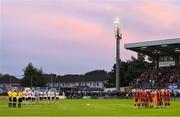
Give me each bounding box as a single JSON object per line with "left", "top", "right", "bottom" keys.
{"left": 114, "top": 17, "right": 120, "bottom": 26}
{"left": 113, "top": 17, "right": 121, "bottom": 39}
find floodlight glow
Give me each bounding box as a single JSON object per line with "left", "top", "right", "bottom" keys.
{"left": 161, "top": 45, "right": 168, "bottom": 47}
{"left": 114, "top": 17, "right": 120, "bottom": 25}
{"left": 175, "top": 48, "right": 180, "bottom": 52}
{"left": 175, "top": 50, "right": 180, "bottom": 52}
{"left": 114, "top": 17, "right": 120, "bottom": 32}
{"left": 113, "top": 17, "right": 121, "bottom": 39}
{"left": 141, "top": 47, "right": 147, "bottom": 49}
{"left": 153, "top": 50, "right": 160, "bottom": 54}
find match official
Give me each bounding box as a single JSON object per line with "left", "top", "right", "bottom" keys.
{"left": 17, "top": 90, "right": 23, "bottom": 108}
{"left": 12, "top": 90, "right": 17, "bottom": 107}
{"left": 8, "top": 90, "right": 12, "bottom": 107}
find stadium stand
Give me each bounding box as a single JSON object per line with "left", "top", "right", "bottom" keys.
{"left": 130, "top": 66, "right": 180, "bottom": 89}
{"left": 125, "top": 38, "right": 180, "bottom": 89}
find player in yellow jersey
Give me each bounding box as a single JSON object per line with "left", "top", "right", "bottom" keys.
{"left": 8, "top": 89, "right": 12, "bottom": 107}
{"left": 153, "top": 90, "right": 158, "bottom": 108}
{"left": 17, "top": 90, "right": 23, "bottom": 108}
{"left": 12, "top": 90, "right": 17, "bottom": 107}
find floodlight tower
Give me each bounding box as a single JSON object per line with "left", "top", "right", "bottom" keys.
{"left": 114, "top": 17, "right": 122, "bottom": 91}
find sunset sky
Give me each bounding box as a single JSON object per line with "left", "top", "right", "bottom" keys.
{"left": 0, "top": 0, "right": 180, "bottom": 77}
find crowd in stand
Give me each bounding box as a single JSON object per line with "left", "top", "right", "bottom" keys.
{"left": 131, "top": 66, "right": 180, "bottom": 88}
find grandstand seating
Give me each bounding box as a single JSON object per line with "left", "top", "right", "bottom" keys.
{"left": 130, "top": 66, "right": 180, "bottom": 89}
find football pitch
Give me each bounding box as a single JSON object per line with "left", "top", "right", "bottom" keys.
{"left": 0, "top": 99, "right": 180, "bottom": 117}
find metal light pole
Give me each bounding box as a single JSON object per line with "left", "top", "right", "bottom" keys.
{"left": 31, "top": 75, "right": 32, "bottom": 88}
{"left": 51, "top": 75, "right": 53, "bottom": 87}
{"left": 114, "top": 17, "right": 122, "bottom": 91}
{"left": 10, "top": 77, "right": 12, "bottom": 89}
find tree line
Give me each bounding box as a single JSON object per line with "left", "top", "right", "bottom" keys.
{"left": 0, "top": 54, "right": 155, "bottom": 87}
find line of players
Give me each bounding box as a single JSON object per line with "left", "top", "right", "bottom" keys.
{"left": 22, "top": 89, "right": 59, "bottom": 102}
{"left": 134, "top": 89, "right": 171, "bottom": 108}
{"left": 8, "top": 89, "right": 60, "bottom": 108}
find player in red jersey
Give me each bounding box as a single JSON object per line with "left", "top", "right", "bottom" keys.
{"left": 159, "top": 90, "right": 163, "bottom": 107}
{"left": 140, "top": 89, "right": 143, "bottom": 107}
{"left": 163, "top": 89, "right": 167, "bottom": 106}
{"left": 141, "top": 89, "right": 146, "bottom": 108}
{"left": 144, "top": 91, "right": 148, "bottom": 108}
{"left": 134, "top": 89, "right": 139, "bottom": 108}
{"left": 157, "top": 90, "right": 162, "bottom": 107}
{"left": 157, "top": 90, "right": 160, "bottom": 107}
{"left": 164, "top": 90, "right": 167, "bottom": 107}
{"left": 146, "top": 91, "right": 152, "bottom": 108}
{"left": 149, "top": 90, "right": 153, "bottom": 108}
{"left": 166, "top": 90, "right": 171, "bottom": 107}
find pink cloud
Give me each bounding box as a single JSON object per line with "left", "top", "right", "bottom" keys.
{"left": 2, "top": 5, "right": 108, "bottom": 46}
{"left": 2, "top": 0, "right": 179, "bottom": 62}
{"left": 133, "top": 1, "right": 180, "bottom": 31}
{"left": 2, "top": 4, "right": 114, "bottom": 60}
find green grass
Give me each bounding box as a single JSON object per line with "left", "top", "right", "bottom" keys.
{"left": 0, "top": 99, "right": 180, "bottom": 116}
